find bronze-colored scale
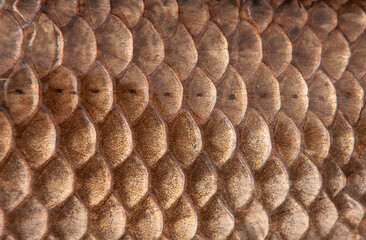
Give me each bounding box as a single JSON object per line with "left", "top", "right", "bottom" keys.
{"left": 1, "top": 0, "right": 366, "bottom": 239}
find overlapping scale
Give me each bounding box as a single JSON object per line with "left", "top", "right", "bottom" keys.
{"left": 238, "top": 108, "right": 272, "bottom": 170}
{"left": 196, "top": 21, "right": 229, "bottom": 82}
{"left": 186, "top": 154, "right": 217, "bottom": 208}
{"left": 356, "top": 108, "right": 366, "bottom": 158}
{"left": 303, "top": 111, "right": 330, "bottom": 166}
{"left": 95, "top": 14, "right": 133, "bottom": 77}
{"left": 202, "top": 109, "right": 236, "bottom": 168}
{"left": 262, "top": 24, "right": 292, "bottom": 77}
{"left": 44, "top": 0, "right": 78, "bottom": 27}
{"left": 59, "top": 108, "right": 97, "bottom": 168}
{"left": 5, "top": 63, "right": 39, "bottom": 125}
{"left": 22, "top": 13, "right": 63, "bottom": 78}
{"left": 99, "top": 108, "right": 133, "bottom": 167}
{"left": 115, "top": 64, "right": 149, "bottom": 123}
{"left": 51, "top": 195, "right": 88, "bottom": 239}
{"left": 149, "top": 63, "right": 183, "bottom": 121}
{"left": 88, "top": 194, "right": 126, "bottom": 240}
{"left": 79, "top": 0, "right": 110, "bottom": 30}
{"left": 292, "top": 26, "right": 321, "bottom": 80}
{"left": 12, "top": 0, "right": 41, "bottom": 25}
{"left": 0, "top": 111, "right": 12, "bottom": 163}
{"left": 256, "top": 156, "right": 290, "bottom": 211}
{"left": 229, "top": 20, "right": 262, "bottom": 81}
{"left": 76, "top": 153, "right": 111, "bottom": 207}
{"left": 34, "top": 154, "right": 73, "bottom": 209}
{"left": 79, "top": 61, "right": 113, "bottom": 123}
{"left": 184, "top": 67, "right": 217, "bottom": 124}
{"left": 219, "top": 152, "right": 254, "bottom": 209}
{"left": 235, "top": 200, "right": 269, "bottom": 240}
{"left": 164, "top": 195, "right": 198, "bottom": 240}
{"left": 168, "top": 109, "right": 202, "bottom": 168}
{"left": 178, "top": 0, "right": 209, "bottom": 37}
{"left": 246, "top": 63, "right": 281, "bottom": 123}
{"left": 132, "top": 107, "right": 167, "bottom": 166}
{"left": 0, "top": 11, "right": 23, "bottom": 75}
{"left": 144, "top": 0, "right": 178, "bottom": 38}
{"left": 273, "top": 196, "right": 309, "bottom": 240}
{"left": 110, "top": 0, "right": 144, "bottom": 28}
{"left": 309, "top": 191, "right": 338, "bottom": 238}
{"left": 321, "top": 30, "right": 351, "bottom": 80}
{"left": 308, "top": 2, "right": 337, "bottom": 41}
{"left": 129, "top": 195, "right": 164, "bottom": 240}
{"left": 335, "top": 71, "right": 364, "bottom": 125}
{"left": 244, "top": 0, "right": 273, "bottom": 33}
{"left": 328, "top": 222, "right": 354, "bottom": 240}
{"left": 274, "top": 0, "right": 308, "bottom": 40}
{"left": 290, "top": 153, "right": 322, "bottom": 206}
{"left": 7, "top": 197, "right": 48, "bottom": 240}
{"left": 18, "top": 108, "right": 56, "bottom": 169}
{"left": 42, "top": 66, "right": 78, "bottom": 124}
{"left": 322, "top": 157, "right": 347, "bottom": 198}
{"left": 339, "top": 3, "right": 366, "bottom": 42}
{"left": 200, "top": 196, "right": 235, "bottom": 240}
{"left": 209, "top": 0, "right": 239, "bottom": 36}
{"left": 151, "top": 154, "right": 185, "bottom": 210}
{"left": 278, "top": 65, "right": 309, "bottom": 125}
{"left": 308, "top": 72, "right": 337, "bottom": 124}
{"left": 215, "top": 66, "right": 247, "bottom": 126}
{"left": 164, "top": 23, "right": 198, "bottom": 81}
{"left": 0, "top": 152, "right": 31, "bottom": 212}
{"left": 336, "top": 193, "right": 364, "bottom": 228}
{"left": 113, "top": 153, "right": 149, "bottom": 209}
{"left": 349, "top": 33, "right": 366, "bottom": 79}
{"left": 344, "top": 158, "right": 366, "bottom": 198}
{"left": 62, "top": 17, "right": 97, "bottom": 76}
{"left": 330, "top": 111, "right": 355, "bottom": 167}
{"left": 133, "top": 18, "right": 164, "bottom": 75}
{"left": 272, "top": 111, "right": 301, "bottom": 167}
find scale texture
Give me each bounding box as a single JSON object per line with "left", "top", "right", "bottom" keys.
{"left": 1, "top": 0, "right": 366, "bottom": 239}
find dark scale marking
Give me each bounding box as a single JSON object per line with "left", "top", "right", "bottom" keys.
{"left": 91, "top": 89, "right": 100, "bottom": 93}
{"left": 14, "top": 89, "right": 24, "bottom": 95}
{"left": 128, "top": 89, "right": 137, "bottom": 94}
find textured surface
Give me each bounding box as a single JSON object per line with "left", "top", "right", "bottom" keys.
{"left": 1, "top": 0, "right": 366, "bottom": 239}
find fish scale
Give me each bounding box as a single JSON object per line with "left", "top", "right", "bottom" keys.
{"left": 0, "top": 0, "right": 366, "bottom": 239}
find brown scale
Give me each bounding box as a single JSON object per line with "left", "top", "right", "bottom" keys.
{"left": 1, "top": 0, "right": 366, "bottom": 239}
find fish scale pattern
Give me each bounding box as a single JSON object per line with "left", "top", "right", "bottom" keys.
{"left": 1, "top": 0, "right": 366, "bottom": 239}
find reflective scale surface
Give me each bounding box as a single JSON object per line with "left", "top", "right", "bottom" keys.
{"left": 1, "top": 0, "right": 366, "bottom": 239}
